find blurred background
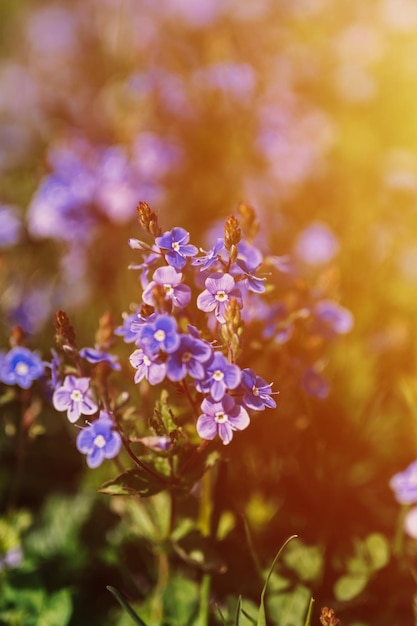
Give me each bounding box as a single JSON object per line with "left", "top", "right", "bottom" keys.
{"left": 2, "top": 0, "right": 417, "bottom": 624}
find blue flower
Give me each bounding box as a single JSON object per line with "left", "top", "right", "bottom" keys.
{"left": 313, "top": 300, "right": 354, "bottom": 337}
{"left": 390, "top": 460, "right": 417, "bottom": 505}
{"left": 196, "top": 352, "right": 241, "bottom": 401}
{"left": 155, "top": 227, "right": 198, "bottom": 270}
{"left": 166, "top": 335, "right": 213, "bottom": 382}
{"left": 52, "top": 375, "right": 98, "bottom": 423}
{"left": 79, "top": 347, "right": 121, "bottom": 370}
{"left": 76, "top": 410, "right": 122, "bottom": 468}
{"left": 302, "top": 368, "right": 329, "bottom": 399}
{"left": 240, "top": 368, "right": 278, "bottom": 411}
{"left": 197, "top": 273, "right": 242, "bottom": 324}
{"left": 0, "top": 347, "right": 44, "bottom": 389}
{"left": 192, "top": 238, "right": 224, "bottom": 271}
{"left": 142, "top": 266, "right": 191, "bottom": 309}
{"left": 197, "top": 395, "right": 250, "bottom": 445}
{"left": 114, "top": 311, "right": 142, "bottom": 343}
{"left": 139, "top": 314, "right": 180, "bottom": 354}
{"left": 0, "top": 205, "right": 21, "bottom": 248}
{"left": 129, "top": 348, "right": 167, "bottom": 385}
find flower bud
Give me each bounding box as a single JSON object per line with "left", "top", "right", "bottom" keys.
{"left": 224, "top": 215, "right": 241, "bottom": 250}
{"left": 136, "top": 201, "right": 162, "bottom": 237}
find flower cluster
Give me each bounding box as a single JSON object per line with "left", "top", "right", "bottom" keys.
{"left": 123, "top": 208, "right": 277, "bottom": 446}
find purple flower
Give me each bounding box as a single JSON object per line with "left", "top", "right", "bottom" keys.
{"left": 197, "top": 352, "right": 241, "bottom": 401}
{"left": 76, "top": 410, "right": 122, "bottom": 468}
{"left": 314, "top": 300, "right": 354, "bottom": 336}
{"left": 79, "top": 347, "right": 121, "bottom": 370}
{"left": 302, "top": 368, "right": 329, "bottom": 399}
{"left": 0, "top": 205, "right": 21, "bottom": 248}
{"left": 197, "top": 273, "right": 242, "bottom": 324}
{"left": 142, "top": 266, "right": 191, "bottom": 308}
{"left": 129, "top": 348, "right": 167, "bottom": 385}
{"left": 139, "top": 314, "right": 180, "bottom": 354}
{"left": 192, "top": 238, "right": 224, "bottom": 271}
{"left": 166, "top": 335, "right": 213, "bottom": 382}
{"left": 0, "top": 347, "right": 44, "bottom": 389}
{"left": 197, "top": 395, "right": 250, "bottom": 445}
{"left": 241, "top": 368, "right": 278, "bottom": 411}
{"left": 390, "top": 460, "right": 417, "bottom": 504}
{"left": 235, "top": 259, "right": 266, "bottom": 293}
{"left": 155, "top": 227, "right": 198, "bottom": 270}
{"left": 52, "top": 375, "right": 98, "bottom": 423}
{"left": 294, "top": 222, "right": 339, "bottom": 266}
{"left": 114, "top": 311, "right": 142, "bottom": 343}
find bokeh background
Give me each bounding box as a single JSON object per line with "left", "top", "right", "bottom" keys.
{"left": 2, "top": 0, "right": 417, "bottom": 624}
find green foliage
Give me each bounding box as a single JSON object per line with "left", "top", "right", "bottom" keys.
{"left": 0, "top": 584, "right": 73, "bottom": 626}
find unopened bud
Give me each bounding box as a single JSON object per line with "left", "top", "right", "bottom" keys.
{"left": 137, "top": 201, "right": 162, "bottom": 237}
{"left": 237, "top": 202, "right": 259, "bottom": 241}
{"left": 95, "top": 312, "right": 115, "bottom": 351}
{"left": 224, "top": 215, "right": 241, "bottom": 250}
{"left": 54, "top": 310, "right": 76, "bottom": 348}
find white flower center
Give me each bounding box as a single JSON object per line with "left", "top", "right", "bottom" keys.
{"left": 15, "top": 362, "right": 29, "bottom": 376}
{"left": 172, "top": 242, "right": 180, "bottom": 252}
{"left": 154, "top": 329, "right": 166, "bottom": 342}
{"left": 213, "top": 370, "right": 224, "bottom": 381}
{"left": 252, "top": 386, "right": 260, "bottom": 396}
{"left": 215, "top": 411, "right": 228, "bottom": 424}
{"left": 70, "top": 389, "right": 83, "bottom": 402}
{"left": 164, "top": 284, "right": 174, "bottom": 296}
{"left": 215, "top": 290, "right": 228, "bottom": 302}
{"left": 93, "top": 434, "right": 106, "bottom": 449}
{"left": 182, "top": 352, "right": 192, "bottom": 363}
{"left": 143, "top": 355, "right": 151, "bottom": 366}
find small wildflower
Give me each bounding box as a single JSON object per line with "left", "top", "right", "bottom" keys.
{"left": 197, "top": 273, "right": 242, "bottom": 324}
{"left": 303, "top": 367, "right": 329, "bottom": 399}
{"left": 129, "top": 347, "right": 167, "bottom": 385}
{"left": 0, "top": 346, "right": 44, "bottom": 389}
{"left": 79, "top": 347, "right": 121, "bottom": 370}
{"left": 155, "top": 227, "right": 198, "bottom": 270}
{"left": 114, "top": 311, "right": 142, "bottom": 343}
{"left": 241, "top": 368, "right": 278, "bottom": 411}
{"left": 142, "top": 266, "right": 191, "bottom": 309}
{"left": 166, "top": 334, "right": 213, "bottom": 381}
{"left": 314, "top": 300, "right": 354, "bottom": 336}
{"left": 76, "top": 410, "right": 122, "bottom": 468}
{"left": 390, "top": 460, "right": 417, "bottom": 504}
{"left": 197, "top": 352, "right": 241, "bottom": 401}
{"left": 139, "top": 314, "right": 180, "bottom": 354}
{"left": 197, "top": 395, "right": 250, "bottom": 445}
{"left": 192, "top": 238, "right": 225, "bottom": 271}
{"left": 52, "top": 375, "right": 98, "bottom": 423}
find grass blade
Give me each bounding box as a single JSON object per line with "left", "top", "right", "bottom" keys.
{"left": 106, "top": 585, "right": 148, "bottom": 626}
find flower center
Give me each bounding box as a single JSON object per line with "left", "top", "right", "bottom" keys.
{"left": 213, "top": 370, "right": 224, "bottom": 382}
{"left": 15, "top": 362, "right": 29, "bottom": 376}
{"left": 172, "top": 241, "right": 180, "bottom": 252}
{"left": 143, "top": 355, "right": 151, "bottom": 366}
{"left": 215, "top": 411, "right": 228, "bottom": 424}
{"left": 164, "top": 284, "right": 174, "bottom": 296}
{"left": 154, "top": 329, "right": 166, "bottom": 342}
{"left": 70, "top": 389, "right": 83, "bottom": 402}
{"left": 252, "top": 386, "right": 260, "bottom": 396}
{"left": 182, "top": 351, "right": 192, "bottom": 363}
{"left": 215, "top": 290, "right": 228, "bottom": 302}
{"left": 93, "top": 434, "right": 106, "bottom": 449}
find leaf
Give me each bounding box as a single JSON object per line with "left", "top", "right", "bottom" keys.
{"left": 107, "top": 586, "right": 148, "bottom": 626}
{"left": 99, "top": 468, "right": 168, "bottom": 498}
{"left": 282, "top": 538, "right": 323, "bottom": 583}
{"left": 257, "top": 535, "right": 298, "bottom": 626}
{"left": 364, "top": 533, "right": 389, "bottom": 570}
{"left": 333, "top": 573, "right": 368, "bottom": 602}
{"left": 266, "top": 585, "right": 311, "bottom": 626}
{"left": 41, "top": 588, "right": 73, "bottom": 626}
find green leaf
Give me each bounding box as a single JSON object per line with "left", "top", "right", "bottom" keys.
{"left": 99, "top": 468, "right": 168, "bottom": 498}
{"left": 107, "top": 586, "right": 148, "bottom": 626}
{"left": 257, "top": 535, "right": 297, "bottom": 626}
{"left": 266, "top": 585, "right": 311, "bottom": 626}
{"left": 282, "top": 538, "right": 323, "bottom": 583}
{"left": 333, "top": 573, "right": 368, "bottom": 602}
{"left": 40, "top": 588, "right": 73, "bottom": 626}
{"left": 364, "top": 533, "right": 389, "bottom": 570}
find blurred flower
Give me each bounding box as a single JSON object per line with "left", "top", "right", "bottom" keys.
{"left": 79, "top": 347, "right": 121, "bottom": 370}
{"left": 294, "top": 222, "right": 339, "bottom": 266}
{"left": 390, "top": 460, "right": 417, "bottom": 504}
{"left": 0, "top": 346, "right": 44, "bottom": 389}
{"left": 314, "top": 301, "right": 354, "bottom": 336}
{"left": 194, "top": 62, "right": 256, "bottom": 99}
{"left": 0, "top": 205, "right": 22, "bottom": 247}
{"left": 302, "top": 367, "right": 329, "bottom": 399}
{"left": 0, "top": 547, "right": 23, "bottom": 572}
{"left": 404, "top": 506, "right": 417, "bottom": 538}
{"left": 197, "top": 395, "right": 250, "bottom": 445}
{"left": 52, "top": 375, "right": 98, "bottom": 423}
{"left": 76, "top": 410, "right": 122, "bottom": 469}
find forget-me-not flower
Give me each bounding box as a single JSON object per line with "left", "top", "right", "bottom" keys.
{"left": 240, "top": 368, "right": 278, "bottom": 411}
{"left": 155, "top": 227, "right": 198, "bottom": 270}
{"left": 139, "top": 314, "right": 180, "bottom": 354}
{"left": 142, "top": 266, "right": 191, "bottom": 308}
{"left": 0, "top": 346, "right": 44, "bottom": 389}
{"left": 129, "top": 348, "right": 167, "bottom": 385}
{"left": 197, "top": 395, "right": 250, "bottom": 445}
{"left": 76, "top": 410, "right": 122, "bottom": 468}
{"left": 197, "top": 272, "right": 242, "bottom": 324}
{"left": 166, "top": 334, "right": 213, "bottom": 381}
{"left": 52, "top": 375, "right": 98, "bottom": 423}
{"left": 196, "top": 351, "right": 241, "bottom": 401}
